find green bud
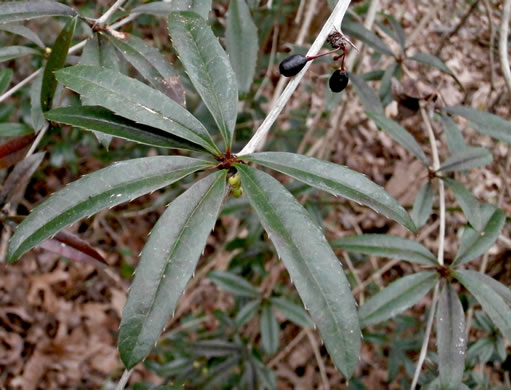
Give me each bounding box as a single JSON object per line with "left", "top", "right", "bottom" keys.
{"left": 228, "top": 174, "right": 241, "bottom": 188}
{"left": 231, "top": 187, "right": 243, "bottom": 198}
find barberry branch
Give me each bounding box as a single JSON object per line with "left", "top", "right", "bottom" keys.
{"left": 238, "top": 0, "right": 352, "bottom": 155}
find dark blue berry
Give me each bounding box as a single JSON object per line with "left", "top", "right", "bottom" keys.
{"left": 279, "top": 55, "right": 307, "bottom": 77}
{"left": 329, "top": 70, "right": 349, "bottom": 93}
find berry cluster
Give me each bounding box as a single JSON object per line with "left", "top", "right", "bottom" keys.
{"left": 228, "top": 174, "right": 243, "bottom": 198}
{"left": 278, "top": 32, "right": 350, "bottom": 93}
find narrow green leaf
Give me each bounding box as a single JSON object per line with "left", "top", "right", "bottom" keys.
{"left": 209, "top": 271, "right": 261, "bottom": 298}
{"left": 438, "top": 113, "right": 467, "bottom": 154}
{"left": 454, "top": 270, "right": 511, "bottom": 341}
{"left": 350, "top": 73, "right": 384, "bottom": 115}
{"left": 132, "top": 0, "right": 212, "bottom": 19}
{"left": 236, "top": 164, "right": 360, "bottom": 378}
{"left": 332, "top": 234, "right": 437, "bottom": 266}
{"left": 0, "top": 45, "right": 39, "bottom": 63}
{"left": 0, "top": 1, "right": 77, "bottom": 24}
{"left": 261, "top": 304, "right": 280, "bottom": 355}
{"left": 168, "top": 11, "right": 238, "bottom": 150}
{"left": 107, "top": 33, "right": 185, "bottom": 106}
{"left": 55, "top": 65, "right": 220, "bottom": 155}
{"left": 461, "top": 272, "right": 511, "bottom": 307}
{"left": 235, "top": 299, "right": 261, "bottom": 328}
{"left": 119, "top": 171, "right": 226, "bottom": 369}
{"left": 342, "top": 20, "right": 394, "bottom": 57}
{"left": 438, "top": 147, "right": 493, "bottom": 172}
{"left": 411, "top": 182, "right": 434, "bottom": 229}
{"left": 444, "top": 178, "right": 482, "bottom": 231}
{"left": 30, "top": 71, "right": 46, "bottom": 132}
{"left": 408, "top": 53, "right": 456, "bottom": 77}
{"left": 0, "top": 69, "right": 13, "bottom": 94}
{"left": 0, "top": 123, "right": 32, "bottom": 138}
{"left": 226, "top": 0, "right": 258, "bottom": 94}
{"left": 41, "top": 17, "right": 77, "bottom": 112}
{"left": 242, "top": 152, "right": 416, "bottom": 232}
{"left": 45, "top": 106, "right": 207, "bottom": 152}
{"left": 0, "top": 23, "right": 45, "bottom": 48}
{"left": 436, "top": 284, "right": 466, "bottom": 389}
{"left": 270, "top": 297, "right": 314, "bottom": 328}
{"left": 453, "top": 205, "right": 506, "bottom": 266}
{"left": 7, "top": 156, "right": 213, "bottom": 262}
{"left": 359, "top": 272, "right": 438, "bottom": 328}
{"left": 385, "top": 15, "right": 406, "bottom": 50}
{"left": 80, "top": 34, "right": 120, "bottom": 148}
{"left": 445, "top": 106, "right": 511, "bottom": 145}
{"left": 367, "top": 112, "right": 429, "bottom": 165}
{"left": 188, "top": 339, "right": 241, "bottom": 357}
{"left": 379, "top": 63, "right": 398, "bottom": 106}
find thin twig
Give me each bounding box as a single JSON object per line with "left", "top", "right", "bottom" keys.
{"left": 115, "top": 368, "right": 134, "bottom": 390}
{"left": 499, "top": 0, "right": 511, "bottom": 97}
{"left": 482, "top": 0, "right": 496, "bottom": 98}
{"left": 410, "top": 281, "right": 440, "bottom": 390}
{"left": 305, "top": 328, "right": 330, "bottom": 390}
{"left": 268, "top": 329, "right": 307, "bottom": 367}
{"left": 0, "top": 69, "right": 41, "bottom": 104}
{"left": 25, "top": 123, "right": 49, "bottom": 158}
{"left": 95, "top": 0, "right": 128, "bottom": 27}
{"left": 238, "top": 0, "right": 352, "bottom": 155}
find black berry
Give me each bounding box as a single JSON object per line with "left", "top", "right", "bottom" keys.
{"left": 329, "top": 70, "right": 349, "bottom": 93}
{"left": 279, "top": 55, "right": 307, "bottom": 77}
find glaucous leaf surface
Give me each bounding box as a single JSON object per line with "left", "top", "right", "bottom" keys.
{"left": 444, "top": 179, "right": 482, "bottom": 231}
{"left": 169, "top": 12, "right": 238, "bottom": 150}
{"left": 119, "top": 171, "right": 226, "bottom": 369}
{"left": 455, "top": 270, "right": 511, "bottom": 341}
{"left": 359, "top": 272, "right": 438, "bottom": 328}
{"left": 0, "top": 23, "right": 45, "bottom": 48}
{"left": 235, "top": 299, "right": 261, "bottom": 328}
{"left": 236, "top": 164, "right": 360, "bottom": 378}
{"left": 41, "top": 17, "right": 77, "bottom": 112}
{"left": 132, "top": 0, "right": 212, "bottom": 19}
{"left": 367, "top": 112, "right": 429, "bottom": 165}
{"left": 408, "top": 53, "right": 456, "bottom": 77}
{"left": 45, "top": 106, "right": 207, "bottom": 152}
{"left": 461, "top": 271, "right": 511, "bottom": 307}
{"left": 438, "top": 147, "right": 493, "bottom": 172}
{"left": 453, "top": 204, "right": 506, "bottom": 266}
{"left": 7, "top": 156, "right": 213, "bottom": 262}
{"left": 226, "top": 0, "right": 258, "bottom": 94}
{"left": 446, "top": 106, "right": 511, "bottom": 144}
{"left": 0, "top": 46, "right": 39, "bottom": 63}
{"left": 30, "top": 71, "right": 46, "bottom": 132}
{"left": 270, "top": 297, "right": 314, "bottom": 328}
{"left": 342, "top": 19, "right": 394, "bottom": 57}
{"left": 411, "top": 181, "right": 434, "bottom": 229}
{"left": 332, "top": 234, "right": 437, "bottom": 266}
{"left": 242, "top": 152, "right": 416, "bottom": 232}
{"left": 261, "top": 304, "right": 280, "bottom": 355}
{"left": 350, "top": 73, "right": 384, "bottom": 115}
{"left": 209, "top": 271, "right": 261, "bottom": 298}
{"left": 436, "top": 284, "right": 466, "bottom": 389}
{"left": 107, "top": 33, "right": 185, "bottom": 106}
{"left": 438, "top": 113, "right": 467, "bottom": 154}
{"left": 0, "top": 1, "right": 77, "bottom": 24}
{"left": 55, "top": 65, "right": 220, "bottom": 155}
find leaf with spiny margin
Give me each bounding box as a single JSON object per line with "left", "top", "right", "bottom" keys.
{"left": 55, "top": 65, "right": 220, "bottom": 155}
{"left": 445, "top": 106, "right": 511, "bottom": 144}
{"left": 270, "top": 297, "right": 314, "bottom": 328}
{"left": 0, "top": 46, "right": 39, "bottom": 63}
{"left": 0, "top": 69, "right": 13, "bottom": 94}
{"left": 119, "top": 171, "right": 226, "bottom": 369}
{"left": 132, "top": 0, "right": 212, "bottom": 20}
{"left": 438, "top": 113, "right": 468, "bottom": 154}
{"left": 0, "top": 23, "right": 45, "bottom": 48}
{"left": 169, "top": 11, "right": 238, "bottom": 150}
{"left": 7, "top": 156, "right": 213, "bottom": 262}
{"left": 436, "top": 284, "right": 466, "bottom": 389}
{"left": 332, "top": 234, "right": 437, "bottom": 266}
{"left": 454, "top": 270, "right": 511, "bottom": 341}
{"left": 242, "top": 152, "right": 416, "bottom": 232}
{"left": 236, "top": 163, "right": 360, "bottom": 378}
{"left": 359, "top": 272, "right": 438, "bottom": 328}
{"left": 367, "top": 112, "right": 429, "bottom": 165}
{"left": 41, "top": 17, "right": 77, "bottom": 112}
{"left": 226, "top": 0, "right": 258, "bottom": 94}
{"left": 261, "top": 303, "right": 279, "bottom": 355}
{"left": 350, "top": 73, "right": 384, "bottom": 115}
{"left": 438, "top": 147, "right": 493, "bottom": 172}
{"left": 342, "top": 19, "right": 394, "bottom": 57}
{"left": 411, "top": 181, "right": 434, "bottom": 229}
{"left": 453, "top": 204, "right": 506, "bottom": 266}
{"left": 107, "top": 33, "right": 185, "bottom": 106}
{"left": 209, "top": 271, "right": 261, "bottom": 298}
{"left": 45, "top": 106, "right": 208, "bottom": 152}
{"left": 0, "top": 1, "right": 77, "bottom": 24}
{"left": 461, "top": 271, "right": 511, "bottom": 307}
{"left": 444, "top": 178, "right": 482, "bottom": 231}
